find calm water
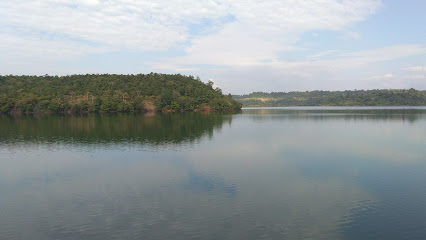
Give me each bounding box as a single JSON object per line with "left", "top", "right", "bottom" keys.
{"left": 0, "top": 107, "right": 425, "bottom": 240}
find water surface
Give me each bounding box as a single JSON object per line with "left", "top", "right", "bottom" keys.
{"left": 0, "top": 107, "right": 425, "bottom": 239}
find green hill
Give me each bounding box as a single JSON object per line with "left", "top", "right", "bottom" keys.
{"left": 0, "top": 73, "right": 241, "bottom": 114}
{"left": 233, "top": 89, "right": 426, "bottom": 107}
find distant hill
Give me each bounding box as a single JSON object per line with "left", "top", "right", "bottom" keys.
{"left": 233, "top": 89, "right": 426, "bottom": 107}
{"left": 0, "top": 73, "right": 241, "bottom": 114}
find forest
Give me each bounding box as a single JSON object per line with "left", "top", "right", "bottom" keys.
{"left": 0, "top": 73, "right": 242, "bottom": 114}
{"left": 233, "top": 89, "right": 426, "bottom": 107}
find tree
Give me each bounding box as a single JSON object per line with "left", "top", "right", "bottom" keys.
{"left": 207, "top": 80, "right": 214, "bottom": 88}
{"left": 0, "top": 73, "right": 243, "bottom": 114}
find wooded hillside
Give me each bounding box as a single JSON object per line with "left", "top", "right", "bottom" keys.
{"left": 233, "top": 89, "right": 426, "bottom": 107}
{"left": 0, "top": 73, "right": 242, "bottom": 114}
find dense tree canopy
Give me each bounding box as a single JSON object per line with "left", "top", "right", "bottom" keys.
{"left": 0, "top": 73, "right": 241, "bottom": 114}
{"left": 233, "top": 89, "right": 426, "bottom": 107}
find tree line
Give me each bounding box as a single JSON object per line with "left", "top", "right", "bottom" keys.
{"left": 0, "top": 73, "right": 242, "bottom": 114}
{"left": 233, "top": 89, "right": 426, "bottom": 107}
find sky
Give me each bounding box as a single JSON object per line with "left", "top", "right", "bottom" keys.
{"left": 0, "top": 0, "right": 425, "bottom": 94}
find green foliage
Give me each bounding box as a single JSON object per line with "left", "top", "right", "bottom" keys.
{"left": 81, "top": 101, "right": 89, "bottom": 111}
{"left": 100, "top": 97, "right": 119, "bottom": 112}
{"left": 38, "top": 100, "right": 50, "bottom": 110}
{"left": 92, "top": 98, "right": 102, "bottom": 112}
{"left": 176, "top": 96, "right": 195, "bottom": 111}
{"left": 170, "top": 101, "right": 180, "bottom": 110}
{"left": 0, "top": 73, "right": 241, "bottom": 114}
{"left": 132, "top": 97, "right": 144, "bottom": 111}
{"left": 48, "top": 102, "right": 59, "bottom": 112}
{"left": 0, "top": 95, "right": 13, "bottom": 113}
{"left": 234, "top": 89, "right": 426, "bottom": 107}
{"left": 118, "top": 101, "right": 132, "bottom": 112}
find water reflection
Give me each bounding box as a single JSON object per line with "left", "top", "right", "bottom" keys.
{"left": 244, "top": 107, "right": 426, "bottom": 122}
{"left": 187, "top": 169, "right": 237, "bottom": 196}
{"left": 0, "top": 108, "right": 424, "bottom": 240}
{"left": 0, "top": 112, "right": 235, "bottom": 146}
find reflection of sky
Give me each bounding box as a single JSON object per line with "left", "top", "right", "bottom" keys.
{"left": 0, "top": 109, "right": 425, "bottom": 239}
{"left": 186, "top": 110, "right": 425, "bottom": 238}
{"left": 0, "top": 147, "right": 239, "bottom": 239}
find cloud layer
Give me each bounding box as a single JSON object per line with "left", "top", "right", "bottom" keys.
{"left": 1, "top": 0, "right": 424, "bottom": 92}
{"left": 0, "top": 1, "right": 381, "bottom": 54}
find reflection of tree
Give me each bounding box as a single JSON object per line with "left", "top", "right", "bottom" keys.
{"left": 0, "top": 112, "right": 236, "bottom": 145}
{"left": 245, "top": 108, "right": 426, "bottom": 123}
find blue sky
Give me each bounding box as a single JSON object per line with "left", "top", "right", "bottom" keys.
{"left": 0, "top": 0, "right": 424, "bottom": 94}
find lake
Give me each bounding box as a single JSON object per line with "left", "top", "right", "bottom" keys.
{"left": 0, "top": 107, "right": 425, "bottom": 240}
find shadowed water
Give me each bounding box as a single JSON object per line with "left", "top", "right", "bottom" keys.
{"left": 0, "top": 107, "right": 425, "bottom": 239}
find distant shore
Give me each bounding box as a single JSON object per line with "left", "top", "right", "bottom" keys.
{"left": 233, "top": 89, "right": 426, "bottom": 107}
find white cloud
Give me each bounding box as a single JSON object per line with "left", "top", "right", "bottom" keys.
{"left": 345, "top": 31, "right": 361, "bottom": 39}
{"left": 0, "top": 0, "right": 382, "bottom": 62}
{"left": 0, "top": 32, "right": 109, "bottom": 60}
{"left": 410, "top": 75, "right": 425, "bottom": 79}
{"left": 267, "top": 45, "right": 426, "bottom": 76}
{"left": 170, "top": 44, "right": 425, "bottom": 93}
{"left": 157, "top": 0, "right": 382, "bottom": 68}
{"left": 0, "top": 0, "right": 231, "bottom": 55}
{"left": 161, "top": 44, "right": 425, "bottom": 80}
{"left": 339, "top": 45, "right": 426, "bottom": 64}
{"left": 308, "top": 50, "right": 340, "bottom": 60}
{"left": 367, "top": 73, "right": 394, "bottom": 81}
{"left": 404, "top": 66, "right": 425, "bottom": 81}
{"left": 303, "top": 45, "right": 426, "bottom": 75}
{"left": 406, "top": 66, "right": 426, "bottom": 72}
